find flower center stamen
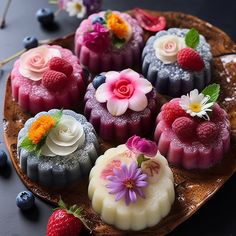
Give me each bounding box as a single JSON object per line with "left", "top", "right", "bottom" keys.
{"left": 75, "top": 3, "right": 82, "bottom": 11}
{"left": 124, "top": 179, "right": 135, "bottom": 189}
{"left": 189, "top": 102, "right": 202, "bottom": 113}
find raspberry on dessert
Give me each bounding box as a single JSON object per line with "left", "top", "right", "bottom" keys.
{"left": 172, "top": 117, "right": 196, "bottom": 140}
{"left": 162, "top": 100, "right": 187, "bottom": 125}
{"left": 196, "top": 121, "right": 218, "bottom": 143}
{"left": 177, "top": 48, "right": 205, "bottom": 71}
{"left": 42, "top": 70, "right": 67, "bottom": 92}
{"left": 48, "top": 57, "right": 73, "bottom": 77}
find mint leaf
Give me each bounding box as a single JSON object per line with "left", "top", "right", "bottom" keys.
{"left": 137, "top": 154, "right": 150, "bottom": 168}
{"left": 20, "top": 137, "right": 34, "bottom": 151}
{"left": 112, "top": 35, "right": 126, "bottom": 49}
{"left": 185, "top": 28, "right": 200, "bottom": 49}
{"left": 201, "top": 83, "right": 220, "bottom": 103}
{"left": 104, "top": 10, "right": 112, "bottom": 21}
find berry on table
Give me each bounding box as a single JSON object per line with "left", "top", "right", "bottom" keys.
{"left": 92, "top": 74, "right": 106, "bottom": 89}
{"left": 0, "top": 149, "right": 7, "bottom": 168}
{"left": 36, "top": 8, "right": 54, "bottom": 25}
{"left": 23, "top": 36, "right": 38, "bottom": 50}
{"left": 16, "top": 191, "right": 35, "bottom": 210}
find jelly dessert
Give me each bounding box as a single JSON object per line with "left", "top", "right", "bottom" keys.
{"left": 17, "top": 109, "right": 99, "bottom": 188}
{"left": 154, "top": 84, "right": 230, "bottom": 169}
{"left": 75, "top": 10, "right": 144, "bottom": 74}
{"left": 84, "top": 69, "right": 157, "bottom": 143}
{"left": 11, "top": 45, "right": 85, "bottom": 114}
{"left": 88, "top": 136, "right": 175, "bottom": 230}
{"left": 142, "top": 28, "right": 212, "bottom": 97}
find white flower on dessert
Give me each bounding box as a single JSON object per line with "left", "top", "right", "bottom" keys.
{"left": 153, "top": 34, "right": 186, "bottom": 64}
{"left": 180, "top": 89, "right": 214, "bottom": 120}
{"left": 41, "top": 115, "right": 85, "bottom": 156}
{"left": 66, "top": 0, "right": 87, "bottom": 18}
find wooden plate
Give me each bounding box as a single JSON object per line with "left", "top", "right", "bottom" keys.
{"left": 3, "top": 10, "right": 236, "bottom": 236}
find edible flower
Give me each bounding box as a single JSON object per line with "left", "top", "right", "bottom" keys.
{"left": 180, "top": 89, "right": 213, "bottom": 120}
{"left": 65, "top": 0, "right": 87, "bottom": 18}
{"left": 106, "top": 13, "right": 129, "bottom": 40}
{"left": 95, "top": 69, "right": 152, "bottom": 116}
{"left": 106, "top": 161, "right": 148, "bottom": 205}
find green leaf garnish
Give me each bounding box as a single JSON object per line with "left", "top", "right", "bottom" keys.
{"left": 137, "top": 154, "right": 150, "bottom": 168}
{"left": 201, "top": 83, "right": 220, "bottom": 103}
{"left": 185, "top": 28, "right": 200, "bottom": 49}
{"left": 51, "top": 109, "right": 63, "bottom": 125}
{"left": 104, "top": 10, "right": 112, "bottom": 21}
{"left": 112, "top": 35, "right": 126, "bottom": 49}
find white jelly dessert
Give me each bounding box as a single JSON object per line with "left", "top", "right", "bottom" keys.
{"left": 18, "top": 109, "right": 99, "bottom": 188}
{"left": 88, "top": 136, "right": 175, "bottom": 231}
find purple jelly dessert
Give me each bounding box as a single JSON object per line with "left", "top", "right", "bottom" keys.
{"left": 75, "top": 10, "right": 144, "bottom": 74}
{"left": 84, "top": 69, "right": 157, "bottom": 143}
{"left": 142, "top": 28, "right": 212, "bottom": 97}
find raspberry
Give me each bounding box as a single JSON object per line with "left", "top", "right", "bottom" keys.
{"left": 196, "top": 121, "right": 218, "bottom": 143}
{"left": 172, "top": 117, "right": 196, "bottom": 140}
{"left": 42, "top": 70, "right": 67, "bottom": 91}
{"left": 48, "top": 57, "right": 73, "bottom": 77}
{"left": 177, "top": 48, "right": 205, "bottom": 71}
{"left": 162, "top": 100, "right": 187, "bottom": 125}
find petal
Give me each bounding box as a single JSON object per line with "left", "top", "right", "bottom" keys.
{"left": 128, "top": 90, "right": 148, "bottom": 112}
{"left": 129, "top": 190, "right": 137, "bottom": 203}
{"left": 115, "top": 189, "right": 127, "bottom": 201}
{"left": 105, "top": 71, "right": 120, "bottom": 84}
{"left": 190, "top": 89, "right": 199, "bottom": 99}
{"left": 133, "top": 78, "right": 153, "bottom": 94}
{"left": 136, "top": 180, "right": 148, "bottom": 187}
{"left": 136, "top": 188, "right": 145, "bottom": 198}
{"left": 202, "top": 102, "right": 214, "bottom": 109}
{"left": 95, "top": 83, "right": 113, "bottom": 103}
{"left": 120, "top": 69, "right": 140, "bottom": 81}
{"left": 107, "top": 97, "right": 129, "bottom": 116}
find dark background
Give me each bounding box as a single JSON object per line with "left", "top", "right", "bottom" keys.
{"left": 0, "top": 0, "right": 236, "bottom": 235}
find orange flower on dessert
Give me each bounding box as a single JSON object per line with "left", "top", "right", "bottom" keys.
{"left": 28, "top": 115, "right": 55, "bottom": 144}
{"left": 107, "top": 13, "right": 129, "bottom": 39}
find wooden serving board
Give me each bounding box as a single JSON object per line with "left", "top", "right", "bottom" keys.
{"left": 3, "top": 10, "right": 236, "bottom": 236}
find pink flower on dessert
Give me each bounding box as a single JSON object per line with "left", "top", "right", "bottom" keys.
{"left": 126, "top": 135, "right": 158, "bottom": 157}
{"left": 95, "top": 69, "right": 153, "bottom": 116}
{"left": 83, "top": 23, "right": 111, "bottom": 53}
{"left": 106, "top": 161, "right": 148, "bottom": 205}
{"left": 19, "top": 46, "right": 61, "bottom": 81}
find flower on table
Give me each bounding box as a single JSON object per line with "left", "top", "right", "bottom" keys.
{"left": 83, "top": 23, "right": 111, "bottom": 53}
{"left": 180, "top": 89, "right": 214, "bottom": 120}
{"left": 95, "top": 69, "right": 153, "bottom": 116}
{"left": 65, "top": 0, "right": 87, "bottom": 18}
{"left": 106, "top": 161, "right": 148, "bottom": 205}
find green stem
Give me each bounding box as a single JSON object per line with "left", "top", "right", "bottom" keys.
{"left": 0, "top": 49, "right": 26, "bottom": 67}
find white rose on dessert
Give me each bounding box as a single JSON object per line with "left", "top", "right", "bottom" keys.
{"left": 41, "top": 115, "right": 85, "bottom": 156}
{"left": 153, "top": 35, "right": 186, "bottom": 64}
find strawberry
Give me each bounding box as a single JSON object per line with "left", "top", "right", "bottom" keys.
{"left": 196, "top": 121, "right": 218, "bottom": 143}
{"left": 42, "top": 70, "right": 67, "bottom": 91}
{"left": 172, "top": 117, "right": 196, "bottom": 140}
{"left": 48, "top": 57, "right": 73, "bottom": 77}
{"left": 161, "top": 100, "right": 187, "bottom": 125}
{"left": 177, "top": 48, "right": 205, "bottom": 71}
{"left": 47, "top": 198, "right": 91, "bottom": 236}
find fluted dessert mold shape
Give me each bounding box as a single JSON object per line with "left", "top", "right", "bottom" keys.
{"left": 75, "top": 11, "right": 144, "bottom": 74}
{"left": 88, "top": 144, "right": 175, "bottom": 231}
{"left": 142, "top": 28, "right": 212, "bottom": 97}
{"left": 11, "top": 45, "right": 85, "bottom": 114}
{"left": 17, "top": 109, "right": 99, "bottom": 188}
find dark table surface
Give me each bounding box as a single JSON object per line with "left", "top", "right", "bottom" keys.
{"left": 0, "top": 0, "right": 236, "bottom": 235}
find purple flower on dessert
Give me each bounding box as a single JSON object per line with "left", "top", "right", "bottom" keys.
{"left": 126, "top": 135, "right": 158, "bottom": 157}
{"left": 83, "top": 23, "right": 111, "bottom": 53}
{"left": 106, "top": 161, "right": 148, "bottom": 205}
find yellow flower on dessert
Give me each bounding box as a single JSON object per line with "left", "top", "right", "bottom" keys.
{"left": 107, "top": 13, "right": 129, "bottom": 39}
{"left": 28, "top": 115, "right": 55, "bottom": 144}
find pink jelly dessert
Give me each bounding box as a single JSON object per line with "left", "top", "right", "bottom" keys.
{"left": 75, "top": 10, "right": 144, "bottom": 74}
{"left": 84, "top": 69, "right": 157, "bottom": 143}
{"left": 11, "top": 45, "right": 85, "bottom": 114}
{"left": 154, "top": 86, "right": 230, "bottom": 169}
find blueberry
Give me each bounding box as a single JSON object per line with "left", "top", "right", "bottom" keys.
{"left": 36, "top": 8, "right": 54, "bottom": 25}
{"left": 0, "top": 150, "right": 7, "bottom": 168}
{"left": 23, "top": 36, "right": 38, "bottom": 50}
{"left": 92, "top": 16, "right": 106, "bottom": 25}
{"left": 16, "top": 191, "right": 35, "bottom": 210}
{"left": 92, "top": 74, "right": 106, "bottom": 89}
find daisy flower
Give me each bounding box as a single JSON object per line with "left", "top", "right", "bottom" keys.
{"left": 106, "top": 161, "right": 148, "bottom": 205}
{"left": 66, "top": 0, "right": 87, "bottom": 18}
{"left": 179, "top": 89, "right": 214, "bottom": 120}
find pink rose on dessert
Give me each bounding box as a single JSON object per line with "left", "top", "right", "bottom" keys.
{"left": 153, "top": 35, "right": 185, "bottom": 64}
{"left": 126, "top": 135, "right": 158, "bottom": 157}
{"left": 95, "top": 69, "right": 153, "bottom": 116}
{"left": 83, "top": 23, "right": 111, "bottom": 53}
{"left": 19, "top": 45, "right": 61, "bottom": 81}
